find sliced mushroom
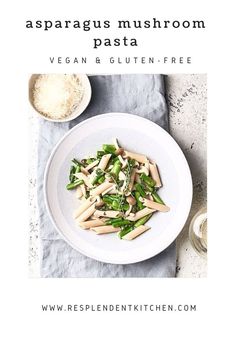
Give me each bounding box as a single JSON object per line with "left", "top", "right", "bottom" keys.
{"left": 115, "top": 148, "right": 124, "bottom": 156}
{"left": 126, "top": 195, "right": 136, "bottom": 206}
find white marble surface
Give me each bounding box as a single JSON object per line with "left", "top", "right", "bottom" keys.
{"left": 28, "top": 74, "right": 207, "bottom": 278}
{"left": 165, "top": 74, "right": 207, "bottom": 277}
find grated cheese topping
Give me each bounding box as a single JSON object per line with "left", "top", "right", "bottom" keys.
{"left": 33, "top": 74, "right": 84, "bottom": 120}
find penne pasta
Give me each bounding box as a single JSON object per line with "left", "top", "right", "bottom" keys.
{"left": 73, "top": 197, "right": 96, "bottom": 219}
{"left": 76, "top": 203, "right": 96, "bottom": 222}
{"left": 123, "top": 150, "right": 148, "bottom": 164}
{"left": 75, "top": 185, "right": 83, "bottom": 199}
{"left": 122, "top": 225, "right": 150, "bottom": 240}
{"left": 126, "top": 207, "right": 156, "bottom": 221}
{"left": 94, "top": 210, "right": 121, "bottom": 218}
{"left": 118, "top": 170, "right": 126, "bottom": 181}
{"left": 149, "top": 163, "right": 162, "bottom": 188}
{"left": 98, "top": 154, "right": 111, "bottom": 170}
{"left": 90, "top": 181, "right": 114, "bottom": 197}
{"left": 102, "top": 185, "right": 117, "bottom": 195}
{"left": 80, "top": 183, "right": 86, "bottom": 197}
{"left": 140, "top": 197, "right": 170, "bottom": 212}
{"left": 91, "top": 226, "right": 121, "bottom": 234}
{"left": 78, "top": 219, "right": 105, "bottom": 229}
{"left": 74, "top": 172, "right": 93, "bottom": 188}
{"left": 135, "top": 173, "right": 141, "bottom": 183}
{"left": 80, "top": 167, "right": 90, "bottom": 176}
{"left": 85, "top": 160, "right": 99, "bottom": 171}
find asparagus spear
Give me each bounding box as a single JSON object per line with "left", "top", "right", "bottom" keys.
{"left": 86, "top": 158, "right": 96, "bottom": 165}
{"left": 71, "top": 158, "right": 82, "bottom": 167}
{"left": 119, "top": 225, "right": 135, "bottom": 238}
{"left": 69, "top": 165, "right": 76, "bottom": 182}
{"left": 152, "top": 191, "right": 164, "bottom": 205}
{"left": 97, "top": 175, "right": 105, "bottom": 184}
{"left": 66, "top": 179, "right": 84, "bottom": 190}
{"left": 134, "top": 214, "right": 152, "bottom": 228}
{"left": 111, "top": 160, "right": 121, "bottom": 178}
{"left": 97, "top": 150, "right": 106, "bottom": 159}
{"left": 112, "top": 219, "right": 132, "bottom": 227}
{"left": 134, "top": 183, "right": 146, "bottom": 197}
{"left": 134, "top": 191, "right": 145, "bottom": 210}
{"left": 140, "top": 173, "right": 156, "bottom": 188}
{"left": 91, "top": 169, "right": 105, "bottom": 185}
{"left": 105, "top": 218, "right": 123, "bottom": 225}
{"left": 102, "top": 144, "right": 117, "bottom": 154}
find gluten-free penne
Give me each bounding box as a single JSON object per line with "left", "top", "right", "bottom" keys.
{"left": 90, "top": 226, "right": 121, "bottom": 234}
{"left": 123, "top": 150, "right": 148, "bottom": 164}
{"left": 122, "top": 225, "right": 150, "bottom": 240}
{"left": 126, "top": 207, "right": 156, "bottom": 221}
{"left": 85, "top": 160, "right": 99, "bottom": 171}
{"left": 79, "top": 219, "right": 105, "bottom": 229}
{"left": 66, "top": 140, "right": 170, "bottom": 240}
{"left": 94, "top": 210, "right": 121, "bottom": 218}
{"left": 149, "top": 163, "right": 162, "bottom": 188}
{"left": 74, "top": 172, "right": 93, "bottom": 188}
{"left": 73, "top": 197, "right": 96, "bottom": 219}
{"left": 75, "top": 185, "right": 83, "bottom": 199}
{"left": 76, "top": 204, "right": 96, "bottom": 222}
{"left": 90, "top": 181, "right": 114, "bottom": 197}
{"left": 140, "top": 197, "right": 170, "bottom": 212}
{"left": 98, "top": 154, "right": 111, "bottom": 170}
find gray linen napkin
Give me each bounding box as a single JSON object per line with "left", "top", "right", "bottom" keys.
{"left": 37, "top": 74, "right": 176, "bottom": 277}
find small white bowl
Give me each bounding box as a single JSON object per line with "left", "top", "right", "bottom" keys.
{"left": 28, "top": 74, "right": 92, "bottom": 123}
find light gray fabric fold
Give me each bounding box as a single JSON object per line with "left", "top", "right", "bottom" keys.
{"left": 37, "top": 74, "right": 176, "bottom": 277}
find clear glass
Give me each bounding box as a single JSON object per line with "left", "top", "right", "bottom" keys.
{"left": 189, "top": 207, "right": 207, "bottom": 258}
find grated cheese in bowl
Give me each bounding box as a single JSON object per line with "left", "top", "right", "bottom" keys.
{"left": 31, "top": 74, "right": 87, "bottom": 120}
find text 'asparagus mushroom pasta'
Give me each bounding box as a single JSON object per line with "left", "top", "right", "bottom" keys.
{"left": 66, "top": 139, "right": 170, "bottom": 240}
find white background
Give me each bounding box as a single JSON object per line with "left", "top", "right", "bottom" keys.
{"left": 1, "top": 0, "right": 235, "bottom": 353}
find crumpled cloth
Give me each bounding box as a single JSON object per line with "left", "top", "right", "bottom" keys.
{"left": 37, "top": 74, "right": 176, "bottom": 277}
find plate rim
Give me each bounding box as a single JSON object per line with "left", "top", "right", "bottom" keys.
{"left": 44, "top": 112, "right": 193, "bottom": 264}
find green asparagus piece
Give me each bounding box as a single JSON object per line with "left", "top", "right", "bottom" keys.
{"left": 112, "top": 200, "right": 120, "bottom": 210}
{"left": 86, "top": 158, "right": 96, "bottom": 165}
{"left": 97, "top": 175, "right": 105, "bottom": 184}
{"left": 75, "top": 165, "right": 81, "bottom": 174}
{"left": 112, "top": 220, "right": 132, "bottom": 228}
{"left": 105, "top": 218, "right": 123, "bottom": 225}
{"left": 122, "top": 203, "right": 130, "bottom": 211}
{"left": 97, "top": 150, "right": 106, "bottom": 159}
{"left": 71, "top": 158, "right": 82, "bottom": 167}
{"left": 152, "top": 191, "right": 164, "bottom": 205}
{"left": 135, "top": 183, "right": 146, "bottom": 197}
{"left": 105, "top": 218, "right": 132, "bottom": 228}
{"left": 107, "top": 194, "right": 120, "bottom": 200}
{"left": 134, "top": 191, "right": 145, "bottom": 210}
{"left": 66, "top": 179, "right": 84, "bottom": 190}
{"left": 102, "top": 195, "right": 114, "bottom": 203}
{"left": 91, "top": 168, "right": 104, "bottom": 185}
{"left": 119, "top": 225, "right": 135, "bottom": 238}
{"left": 134, "top": 214, "right": 152, "bottom": 228}
{"left": 111, "top": 160, "right": 121, "bottom": 178}
{"left": 140, "top": 173, "right": 156, "bottom": 188}
{"left": 69, "top": 165, "right": 76, "bottom": 183}
{"left": 102, "top": 144, "right": 116, "bottom": 154}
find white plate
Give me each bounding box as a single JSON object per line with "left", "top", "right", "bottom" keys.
{"left": 44, "top": 113, "right": 192, "bottom": 264}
